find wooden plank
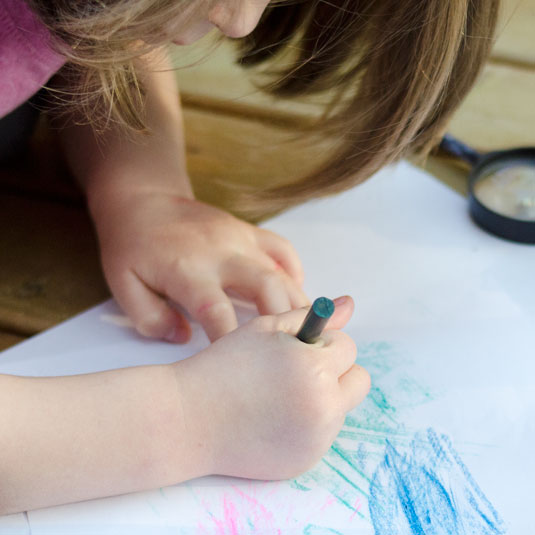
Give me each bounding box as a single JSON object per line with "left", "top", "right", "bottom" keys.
{"left": 446, "top": 63, "right": 535, "bottom": 150}
{"left": 492, "top": 0, "right": 535, "bottom": 67}
{"left": 184, "top": 108, "right": 328, "bottom": 213}
{"left": 0, "top": 194, "right": 109, "bottom": 335}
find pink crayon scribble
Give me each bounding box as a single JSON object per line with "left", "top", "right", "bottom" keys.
{"left": 199, "top": 488, "right": 283, "bottom": 534}
{"left": 205, "top": 495, "right": 240, "bottom": 535}
{"left": 223, "top": 496, "right": 240, "bottom": 534}
{"left": 231, "top": 485, "right": 281, "bottom": 533}
{"left": 349, "top": 497, "right": 363, "bottom": 521}
{"left": 320, "top": 495, "right": 336, "bottom": 512}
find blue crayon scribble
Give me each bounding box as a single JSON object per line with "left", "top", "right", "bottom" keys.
{"left": 369, "top": 428, "right": 506, "bottom": 535}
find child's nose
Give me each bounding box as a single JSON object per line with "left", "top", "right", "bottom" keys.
{"left": 208, "top": 1, "right": 268, "bottom": 39}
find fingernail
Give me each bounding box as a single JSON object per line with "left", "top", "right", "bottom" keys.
{"left": 164, "top": 327, "right": 177, "bottom": 342}
{"left": 333, "top": 296, "right": 348, "bottom": 306}
{"left": 176, "top": 329, "right": 191, "bottom": 344}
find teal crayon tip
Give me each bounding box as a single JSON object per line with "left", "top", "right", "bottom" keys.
{"left": 312, "top": 297, "right": 335, "bottom": 319}
{"left": 296, "top": 297, "right": 335, "bottom": 344}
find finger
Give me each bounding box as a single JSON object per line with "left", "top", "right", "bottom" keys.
{"left": 255, "top": 228, "right": 305, "bottom": 285}
{"left": 325, "top": 295, "right": 355, "bottom": 330}
{"left": 338, "top": 364, "right": 371, "bottom": 412}
{"left": 167, "top": 281, "right": 238, "bottom": 342}
{"left": 111, "top": 270, "right": 192, "bottom": 343}
{"left": 271, "top": 305, "right": 310, "bottom": 336}
{"left": 221, "top": 257, "right": 291, "bottom": 316}
{"left": 283, "top": 276, "right": 311, "bottom": 310}
{"left": 254, "top": 252, "right": 310, "bottom": 310}
{"left": 320, "top": 330, "right": 358, "bottom": 377}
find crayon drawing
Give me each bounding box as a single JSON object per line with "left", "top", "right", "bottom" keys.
{"left": 187, "top": 341, "right": 505, "bottom": 534}
{"left": 369, "top": 429, "right": 505, "bottom": 535}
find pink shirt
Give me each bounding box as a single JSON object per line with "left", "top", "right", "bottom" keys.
{"left": 0, "top": 0, "right": 65, "bottom": 118}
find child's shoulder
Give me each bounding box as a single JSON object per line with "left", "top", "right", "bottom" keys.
{"left": 0, "top": 0, "right": 65, "bottom": 117}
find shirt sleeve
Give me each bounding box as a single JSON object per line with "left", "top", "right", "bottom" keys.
{"left": 0, "top": 0, "right": 65, "bottom": 118}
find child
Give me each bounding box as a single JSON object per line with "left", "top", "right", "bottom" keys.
{"left": 0, "top": 0, "right": 499, "bottom": 513}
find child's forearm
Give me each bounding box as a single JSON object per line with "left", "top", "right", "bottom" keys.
{"left": 59, "top": 48, "right": 194, "bottom": 216}
{"left": 0, "top": 362, "right": 206, "bottom": 514}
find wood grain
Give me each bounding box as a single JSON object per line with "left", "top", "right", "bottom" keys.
{"left": 493, "top": 0, "right": 535, "bottom": 67}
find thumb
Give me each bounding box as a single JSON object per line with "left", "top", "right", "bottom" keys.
{"left": 326, "top": 295, "right": 354, "bottom": 330}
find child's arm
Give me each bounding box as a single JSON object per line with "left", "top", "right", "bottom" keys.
{"left": 0, "top": 298, "right": 370, "bottom": 514}
{"left": 59, "top": 48, "right": 309, "bottom": 344}
{"left": 0, "top": 362, "right": 203, "bottom": 514}
{"left": 61, "top": 48, "right": 194, "bottom": 201}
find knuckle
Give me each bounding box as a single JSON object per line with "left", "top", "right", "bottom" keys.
{"left": 258, "top": 270, "right": 282, "bottom": 293}
{"left": 169, "top": 256, "right": 198, "bottom": 278}
{"left": 276, "top": 234, "right": 294, "bottom": 251}
{"left": 136, "top": 311, "right": 167, "bottom": 338}
{"left": 195, "top": 300, "right": 233, "bottom": 322}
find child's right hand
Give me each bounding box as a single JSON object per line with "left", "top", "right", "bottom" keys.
{"left": 173, "top": 296, "right": 370, "bottom": 481}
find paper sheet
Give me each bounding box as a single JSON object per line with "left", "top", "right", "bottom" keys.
{"left": 1, "top": 161, "right": 534, "bottom": 534}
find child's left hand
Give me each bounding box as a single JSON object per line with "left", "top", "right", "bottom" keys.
{"left": 59, "top": 49, "right": 308, "bottom": 343}
{"left": 90, "top": 188, "right": 310, "bottom": 343}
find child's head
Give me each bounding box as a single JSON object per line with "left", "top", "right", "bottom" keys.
{"left": 30, "top": 1, "right": 270, "bottom": 128}
{"left": 31, "top": 0, "right": 500, "bottom": 215}
{"left": 31, "top": 1, "right": 270, "bottom": 53}
{"left": 170, "top": 1, "right": 271, "bottom": 45}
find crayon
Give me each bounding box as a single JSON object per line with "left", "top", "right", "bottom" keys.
{"left": 296, "top": 297, "right": 335, "bottom": 343}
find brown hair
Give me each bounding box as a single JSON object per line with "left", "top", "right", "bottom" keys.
{"left": 30, "top": 0, "right": 500, "bottom": 217}
{"left": 28, "top": 0, "right": 205, "bottom": 130}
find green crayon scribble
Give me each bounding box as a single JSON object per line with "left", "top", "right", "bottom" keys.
{"left": 303, "top": 525, "right": 345, "bottom": 534}
{"left": 290, "top": 480, "right": 311, "bottom": 492}
{"left": 321, "top": 458, "right": 368, "bottom": 498}
{"left": 291, "top": 340, "right": 436, "bottom": 523}
{"left": 330, "top": 443, "right": 371, "bottom": 484}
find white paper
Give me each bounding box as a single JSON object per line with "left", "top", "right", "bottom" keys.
{"left": 0, "top": 513, "right": 30, "bottom": 535}
{"left": 1, "top": 161, "right": 533, "bottom": 534}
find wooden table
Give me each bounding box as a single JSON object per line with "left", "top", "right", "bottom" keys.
{"left": 1, "top": 0, "right": 534, "bottom": 351}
